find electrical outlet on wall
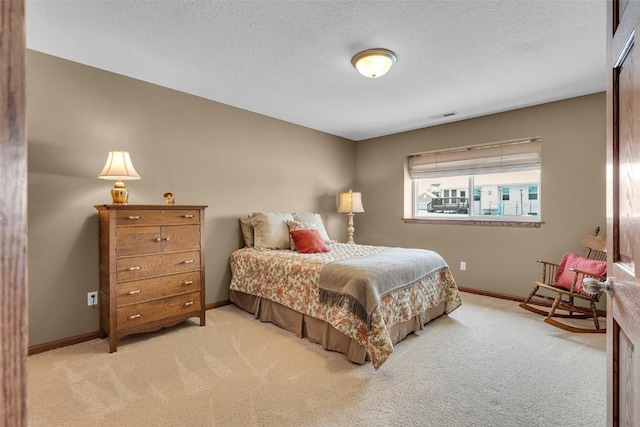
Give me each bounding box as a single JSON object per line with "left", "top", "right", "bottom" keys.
{"left": 87, "top": 291, "right": 98, "bottom": 306}
{"left": 460, "top": 261, "right": 467, "bottom": 271}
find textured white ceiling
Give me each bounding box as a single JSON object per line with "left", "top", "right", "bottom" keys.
{"left": 26, "top": 0, "right": 606, "bottom": 141}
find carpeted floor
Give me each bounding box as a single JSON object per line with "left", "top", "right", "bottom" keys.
{"left": 27, "top": 292, "right": 606, "bottom": 426}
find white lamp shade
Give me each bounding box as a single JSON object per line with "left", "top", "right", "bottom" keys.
{"left": 351, "top": 49, "right": 396, "bottom": 78}
{"left": 337, "top": 190, "right": 364, "bottom": 213}
{"left": 98, "top": 151, "right": 141, "bottom": 181}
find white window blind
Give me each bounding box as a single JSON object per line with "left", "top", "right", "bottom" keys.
{"left": 408, "top": 139, "right": 541, "bottom": 179}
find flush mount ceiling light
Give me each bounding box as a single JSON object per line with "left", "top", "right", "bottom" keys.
{"left": 351, "top": 48, "right": 397, "bottom": 78}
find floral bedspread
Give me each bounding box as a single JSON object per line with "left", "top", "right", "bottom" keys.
{"left": 229, "top": 242, "right": 462, "bottom": 369}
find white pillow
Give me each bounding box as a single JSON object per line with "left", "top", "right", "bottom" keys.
{"left": 294, "top": 212, "right": 331, "bottom": 243}
{"left": 250, "top": 212, "right": 295, "bottom": 249}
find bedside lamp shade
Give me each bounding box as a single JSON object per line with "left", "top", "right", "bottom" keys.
{"left": 338, "top": 190, "right": 365, "bottom": 214}
{"left": 337, "top": 189, "right": 364, "bottom": 244}
{"left": 98, "top": 151, "right": 141, "bottom": 204}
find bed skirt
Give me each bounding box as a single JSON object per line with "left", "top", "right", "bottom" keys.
{"left": 229, "top": 289, "right": 447, "bottom": 365}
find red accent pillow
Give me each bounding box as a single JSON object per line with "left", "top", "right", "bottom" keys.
{"left": 289, "top": 229, "right": 330, "bottom": 254}
{"left": 554, "top": 252, "right": 607, "bottom": 293}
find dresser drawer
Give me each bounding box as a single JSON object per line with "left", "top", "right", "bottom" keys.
{"left": 116, "top": 271, "right": 201, "bottom": 306}
{"left": 163, "top": 225, "right": 201, "bottom": 252}
{"left": 117, "top": 291, "right": 201, "bottom": 331}
{"left": 115, "top": 209, "right": 200, "bottom": 226}
{"left": 115, "top": 224, "right": 200, "bottom": 256}
{"left": 116, "top": 226, "right": 162, "bottom": 256}
{"left": 117, "top": 251, "right": 201, "bottom": 282}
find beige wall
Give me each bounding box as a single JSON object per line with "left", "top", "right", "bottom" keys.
{"left": 355, "top": 93, "right": 606, "bottom": 298}
{"left": 26, "top": 51, "right": 355, "bottom": 346}
{"left": 26, "top": 50, "right": 606, "bottom": 347}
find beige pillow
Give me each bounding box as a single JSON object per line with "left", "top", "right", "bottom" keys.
{"left": 239, "top": 216, "right": 254, "bottom": 247}
{"left": 287, "top": 220, "right": 316, "bottom": 251}
{"left": 250, "top": 212, "right": 295, "bottom": 249}
{"left": 294, "top": 212, "right": 331, "bottom": 243}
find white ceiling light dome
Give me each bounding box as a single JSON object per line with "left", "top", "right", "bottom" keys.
{"left": 351, "top": 48, "right": 397, "bottom": 78}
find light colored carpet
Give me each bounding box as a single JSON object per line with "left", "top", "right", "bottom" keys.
{"left": 27, "top": 293, "right": 606, "bottom": 426}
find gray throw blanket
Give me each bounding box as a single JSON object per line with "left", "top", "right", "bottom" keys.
{"left": 318, "top": 248, "right": 448, "bottom": 326}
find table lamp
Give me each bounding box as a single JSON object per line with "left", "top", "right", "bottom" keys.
{"left": 98, "top": 151, "right": 141, "bottom": 204}
{"left": 337, "top": 189, "right": 364, "bottom": 244}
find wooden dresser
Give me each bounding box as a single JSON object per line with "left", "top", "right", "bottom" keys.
{"left": 94, "top": 204, "right": 207, "bottom": 352}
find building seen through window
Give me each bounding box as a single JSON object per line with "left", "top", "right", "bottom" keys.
{"left": 414, "top": 170, "right": 540, "bottom": 218}
{"left": 408, "top": 138, "right": 541, "bottom": 221}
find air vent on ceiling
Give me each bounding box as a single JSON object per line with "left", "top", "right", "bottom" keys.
{"left": 429, "top": 111, "right": 457, "bottom": 120}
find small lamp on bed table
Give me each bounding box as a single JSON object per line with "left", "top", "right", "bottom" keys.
{"left": 337, "top": 189, "right": 365, "bottom": 244}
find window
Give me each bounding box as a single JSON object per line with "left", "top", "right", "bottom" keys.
{"left": 408, "top": 138, "right": 541, "bottom": 222}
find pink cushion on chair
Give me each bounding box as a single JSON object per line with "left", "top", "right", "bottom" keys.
{"left": 554, "top": 253, "right": 607, "bottom": 293}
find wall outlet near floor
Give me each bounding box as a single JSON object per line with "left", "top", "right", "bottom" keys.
{"left": 87, "top": 291, "right": 98, "bottom": 306}
{"left": 460, "top": 261, "right": 467, "bottom": 271}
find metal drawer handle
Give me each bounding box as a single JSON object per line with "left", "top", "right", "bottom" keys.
{"left": 155, "top": 237, "right": 162, "bottom": 242}
{"left": 127, "top": 216, "right": 141, "bottom": 220}
{"left": 127, "top": 266, "right": 141, "bottom": 271}
{"left": 183, "top": 259, "right": 194, "bottom": 264}
{"left": 183, "top": 280, "right": 194, "bottom": 285}
{"left": 184, "top": 301, "right": 194, "bottom": 306}
{"left": 127, "top": 290, "right": 141, "bottom": 295}
{"left": 163, "top": 237, "right": 171, "bottom": 241}
{"left": 128, "top": 314, "right": 141, "bottom": 320}
{"left": 182, "top": 214, "right": 194, "bottom": 218}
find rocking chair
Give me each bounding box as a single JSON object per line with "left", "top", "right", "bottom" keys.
{"left": 519, "top": 229, "right": 608, "bottom": 333}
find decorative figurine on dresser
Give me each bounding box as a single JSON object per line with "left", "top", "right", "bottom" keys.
{"left": 94, "top": 204, "right": 207, "bottom": 352}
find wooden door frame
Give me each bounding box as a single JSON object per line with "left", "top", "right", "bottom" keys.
{"left": 0, "top": 1, "right": 28, "bottom": 426}
{"left": 605, "top": 1, "right": 618, "bottom": 422}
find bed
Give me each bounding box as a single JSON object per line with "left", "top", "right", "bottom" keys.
{"left": 229, "top": 211, "right": 462, "bottom": 370}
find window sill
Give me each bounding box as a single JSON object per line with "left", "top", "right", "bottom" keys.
{"left": 402, "top": 218, "right": 544, "bottom": 228}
